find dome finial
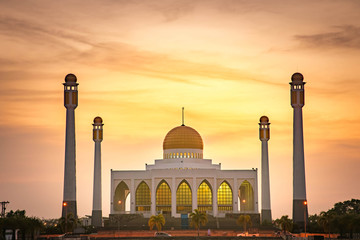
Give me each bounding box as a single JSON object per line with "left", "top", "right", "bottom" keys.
{"left": 182, "top": 107, "right": 185, "bottom": 126}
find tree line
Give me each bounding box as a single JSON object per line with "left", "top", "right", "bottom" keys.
{"left": 1, "top": 198, "right": 359, "bottom": 238}
{"left": 274, "top": 199, "right": 360, "bottom": 238}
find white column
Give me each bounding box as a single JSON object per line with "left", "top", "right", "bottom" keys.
{"left": 151, "top": 178, "right": 156, "bottom": 215}
{"left": 130, "top": 179, "right": 135, "bottom": 213}
{"left": 212, "top": 177, "right": 218, "bottom": 216}
{"left": 64, "top": 109, "right": 76, "bottom": 202}
{"left": 192, "top": 177, "right": 197, "bottom": 211}
{"left": 110, "top": 170, "right": 114, "bottom": 214}
{"left": 171, "top": 177, "right": 176, "bottom": 217}
{"left": 233, "top": 177, "right": 238, "bottom": 213}
{"left": 293, "top": 107, "right": 307, "bottom": 200}
{"left": 91, "top": 137, "right": 102, "bottom": 227}
{"left": 254, "top": 171, "right": 259, "bottom": 213}
{"left": 92, "top": 142, "right": 102, "bottom": 211}
{"left": 261, "top": 141, "right": 271, "bottom": 208}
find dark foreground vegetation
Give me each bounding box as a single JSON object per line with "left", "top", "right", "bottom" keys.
{"left": 1, "top": 199, "right": 360, "bottom": 239}
{"left": 273, "top": 199, "right": 360, "bottom": 238}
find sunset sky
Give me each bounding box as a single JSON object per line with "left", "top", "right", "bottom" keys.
{"left": 1, "top": 0, "right": 359, "bottom": 220}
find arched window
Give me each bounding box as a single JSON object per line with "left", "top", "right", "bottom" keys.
{"left": 135, "top": 181, "right": 151, "bottom": 212}
{"left": 113, "top": 181, "right": 129, "bottom": 212}
{"left": 239, "top": 180, "right": 254, "bottom": 212}
{"left": 156, "top": 180, "right": 171, "bottom": 214}
{"left": 176, "top": 180, "right": 192, "bottom": 213}
{"left": 197, "top": 180, "right": 212, "bottom": 212}
{"left": 217, "top": 181, "right": 233, "bottom": 212}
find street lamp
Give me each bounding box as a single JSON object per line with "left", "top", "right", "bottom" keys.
{"left": 117, "top": 200, "right": 122, "bottom": 230}
{"left": 63, "top": 202, "right": 67, "bottom": 233}
{"left": 303, "top": 201, "right": 307, "bottom": 237}
{"left": 118, "top": 200, "right": 122, "bottom": 212}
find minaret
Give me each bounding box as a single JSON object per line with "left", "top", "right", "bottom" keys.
{"left": 62, "top": 73, "right": 78, "bottom": 219}
{"left": 259, "top": 116, "right": 272, "bottom": 223}
{"left": 92, "top": 117, "right": 103, "bottom": 227}
{"left": 290, "top": 72, "right": 308, "bottom": 228}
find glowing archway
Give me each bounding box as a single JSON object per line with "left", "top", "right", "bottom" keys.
{"left": 113, "top": 181, "right": 129, "bottom": 212}
{"left": 197, "top": 180, "right": 212, "bottom": 212}
{"left": 176, "top": 180, "right": 192, "bottom": 213}
{"left": 135, "top": 181, "right": 151, "bottom": 212}
{"left": 239, "top": 180, "right": 254, "bottom": 212}
{"left": 217, "top": 181, "right": 233, "bottom": 212}
{"left": 156, "top": 180, "right": 171, "bottom": 214}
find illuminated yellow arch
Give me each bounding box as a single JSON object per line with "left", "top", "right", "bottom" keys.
{"left": 176, "top": 180, "right": 192, "bottom": 213}
{"left": 135, "top": 181, "right": 151, "bottom": 212}
{"left": 156, "top": 180, "right": 171, "bottom": 214}
{"left": 217, "top": 180, "right": 233, "bottom": 212}
{"left": 197, "top": 180, "right": 212, "bottom": 213}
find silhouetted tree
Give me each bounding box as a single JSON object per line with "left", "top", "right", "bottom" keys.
{"left": 321, "top": 199, "right": 360, "bottom": 238}
{"left": 189, "top": 209, "right": 208, "bottom": 237}
{"left": 274, "top": 215, "right": 293, "bottom": 233}
{"left": 236, "top": 215, "right": 252, "bottom": 233}
{"left": 0, "top": 210, "right": 42, "bottom": 240}
{"left": 318, "top": 211, "right": 333, "bottom": 238}
{"left": 59, "top": 213, "right": 77, "bottom": 233}
{"left": 148, "top": 214, "right": 165, "bottom": 232}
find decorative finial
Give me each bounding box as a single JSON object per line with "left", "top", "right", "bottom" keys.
{"left": 182, "top": 107, "right": 185, "bottom": 126}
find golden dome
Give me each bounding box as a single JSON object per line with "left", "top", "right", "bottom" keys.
{"left": 94, "top": 116, "right": 103, "bottom": 124}
{"left": 260, "top": 116, "right": 269, "bottom": 123}
{"left": 65, "top": 73, "right": 77, "bottom": 83}
{"left": 163, "top": 125, "right": 203, "bottom": 150}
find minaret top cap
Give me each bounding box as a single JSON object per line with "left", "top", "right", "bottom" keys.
{"left": 291, "top": 72, "right": 304, "bottom": 83}
{"left": 94, "top": 116, "right": 103, "bottom": 124}
{"left": 65, "top": 73, "right": 77, "bottom": 83}
{"left": 260, "top": 116, "right": 269, "bottom": 123}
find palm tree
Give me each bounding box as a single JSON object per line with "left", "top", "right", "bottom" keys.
{"left": 274, "top": 215, "right": 293, "bottom": 234}
{"left": 236, "top": 215, "right": 252, "bottom": 233}
{"left": 318, "top": 211, "right": 332, "bottom": 238}
{"left": 59, "top": 213, "right": 77, "bottom": 233}
{"left": 189, "top": 209, "right": 208, "bottom": 237}
{"left": 148, "top": 214, "right": 165, "bottom": 232}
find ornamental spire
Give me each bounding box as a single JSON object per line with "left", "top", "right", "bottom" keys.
{"left": 182, "top": 107, "right": 185, "bottom": 126}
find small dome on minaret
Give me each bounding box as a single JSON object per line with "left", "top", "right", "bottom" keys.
{"left": 291, "top": 72, "right": 304, "bottom": 82}
{"left": 65, "top": 73, "right": 77, "bottom": 83}
{"left": 260, "top": 116, "right": 269, "bottom": 123}
{"left": 94, "top": 116, "right": 103, "bottom": 124}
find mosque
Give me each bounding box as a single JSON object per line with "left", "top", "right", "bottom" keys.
{"left": 61, "top": 72, "right": 308, "bottom": 229}
{"left": 110, "top": 122, "right": 259, "bottom": 219}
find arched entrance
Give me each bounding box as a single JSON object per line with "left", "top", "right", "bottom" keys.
{"left": 156, "top": 180, "right": 171, "bottom": 214}
{"left": 176, "top": 180, "right": 192, "bottom": 213}
{"left": 217, "top": 181, "right": 233, "bottom": 212}
{"left": 197, "top": 180, "right": 212, "bottom": 213}
{"left": 113, "top": 181, "right": 129, "bottom": 212}
{"left": 238, "top": 180, "right": 254, "bottom": 212}
{"left": 135, "top": 181, "right": 151, "bottom": 212}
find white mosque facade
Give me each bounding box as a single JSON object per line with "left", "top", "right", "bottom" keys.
{"left": 110, "top": 124, "right": 259, "bottom": 218}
